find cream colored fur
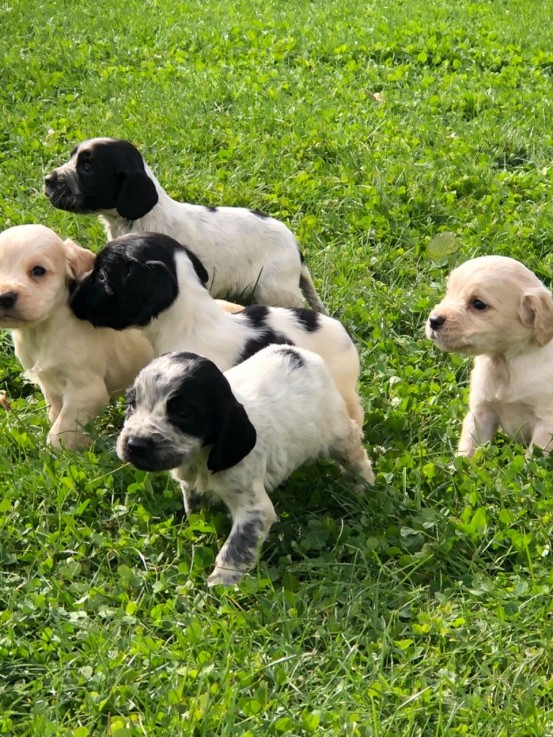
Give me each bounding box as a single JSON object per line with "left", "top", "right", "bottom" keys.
{"left": 0, "top": 224, "right": 154, "bottom": 449}
{"left": 426, "top": 255, "right": 553, "bottom": 456}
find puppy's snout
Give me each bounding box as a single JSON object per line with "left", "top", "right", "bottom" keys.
{"left": 125, "top": 435, "right": 155, "bottom": 456}
{"left": 0, "top": 291, "right": 18, "bottom": 309}
{"left": 44, "top": 171, "right": 58, "bottom": 192}
{"left": 429, "top": 315, "right": 446, "bottom": 330}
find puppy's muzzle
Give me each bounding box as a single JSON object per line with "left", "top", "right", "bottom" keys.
{"left": 44, "top": 170, "right": 59, "bottom": 195}
{"left": 0, "top": 291, "right": 18, "bottom": 310}
{"left": 44, "top": 169, "right": 83, "bottom": 211}
{"left": 428, "top": 315, "right": 446, "bottom": 331}
{"left": 120, "top": 434, "right": 183, "bottom": 472}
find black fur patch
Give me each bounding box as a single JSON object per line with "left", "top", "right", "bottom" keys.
{"left": 165, "top": 354, "right": 234, "bottom": 438}
{"left": 237, "top": 305, "right": 296, "bottom": 362}
{"left": 242, "top": 304, "right": 270, "bottom": 329}
{"left": 239, "top": 331, "right": 294, "bottom": 363}
{"left": 278, "top": 346, "right": 306, "bottom": 369}
{"left": 183, "top": 246, "right": 209, "bottom": 285}
{"left": 205, "top": 205, "right": 218, "bottom": 213}
{"left": 70, "top": 232, "right": 183, "bottom": 329}
{"left": 250, "top": 209, "right": 269, "bottom": 219}
{"left": 289, "top": 307, "right": 320, "bottom": 333}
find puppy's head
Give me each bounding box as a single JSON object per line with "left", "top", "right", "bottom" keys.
{"left": 44, "top": 137, "right": 158, "bottom": 220}
{"left": 426, "top": 255, "right": 553, "bottom": 354}
{"left": 0, "top": 224, "right": 95, "bottom": 328}
{"left": 69, "top": 232, "right": 207, "bottom": 330}
{"left": 117, "top": 352, "right": 257, "bottom": 473}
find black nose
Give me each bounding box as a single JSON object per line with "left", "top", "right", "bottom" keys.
{"left": 0, "top": 291, "right": 18, "bottom": 309}
{"left": 429, "top": 315, "right": 446, "bottom": 330}
{"left": 44, "top": 171, "right": 58, "bottom": 189}
{"left": 126, "top": 436, "right": 154, "bottom": 455}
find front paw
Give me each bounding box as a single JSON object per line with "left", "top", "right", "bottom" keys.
{"left": 357, "top": 464, "right": 375, "bottom": 488}
{"left": 207, "top": 566, "right": 245, "bottom": 587}
{"left": 48, "top": 427, "right": 90, "bottom": 450}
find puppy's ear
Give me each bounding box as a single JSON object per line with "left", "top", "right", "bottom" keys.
{"left": 207, "top": 399, "right": 257, "bottom": 473}
{"left": 520, "top": 287, "right": 553, "bottom": 346}
{"left": 63, "top": 238, "right": 96, "bottom": 280}
{"left": 116, "top": 171, "right": 158, "bottom": 220}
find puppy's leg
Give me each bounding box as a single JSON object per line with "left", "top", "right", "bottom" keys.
{"left": 344, "top": 391, "right": 364, "bottom": 428}
{"left": 458, "top": 403, "right": 499, "bottom": 457}
{"left": 179, "top": 481, "right": 205, "bottom": 516}
{"left": 48, "top": 378, "right": 110, "bottom": 450}
{"left": 329, "top": 419, "right": 375, "bottom": 486}
{"left": 528, "top": 420, "right": 553, "bottom": 455}
{"left": 40, "top": 387, "right": 63, "bottom": 423}
{"left": 208, "top": 481, "right": 277, "bottom": 586}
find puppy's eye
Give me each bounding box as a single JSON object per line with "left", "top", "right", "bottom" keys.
{"left": 471, "top": 298, "right": 488, "bottom": 311}
{"left": 169, "top": 403, "right": 196, "bottom": 426}
{"left": 80, "top": 162, "right": 92, "bottom": 174}
{"left": 175, "top": 407, "right": 194, "bottom": 422}
{"left": 30, "top": 265, "right": 46, "bottom": 277}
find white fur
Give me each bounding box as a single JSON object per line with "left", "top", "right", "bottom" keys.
{"left": 0, "top": 225, "right": 153, "bottom": 449}
{"left": 143, "top": 249, "right": 364, "bottom": 427}
{"left": 117, "top": 345, "right": 374, "bottom": 585}
{"left": 426, "top": 255, "right": 553, "bottom": 456}
{"left": 53, "top": 138, "right": 327, "bottom": 311}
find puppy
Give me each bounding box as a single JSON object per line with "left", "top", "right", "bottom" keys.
{"left": 44, "top": 137, "right": 327, "bottom": 312}
{"left": 117, "top": 345, "right": 375, "bottom": 585}
{"left": 69, "top": 232, "right": 365, "bottom": 428}
{"left": 0, "top": 225, "right": 153, "bottom": 449}
{"left": 426, "top": 255, "right": 553, "bottom": 456}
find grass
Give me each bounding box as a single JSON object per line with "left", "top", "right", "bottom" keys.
{"left": 1, "top": 0, "right": 553, "bottom": 734}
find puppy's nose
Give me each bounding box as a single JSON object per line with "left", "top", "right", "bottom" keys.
{"left": 429, "top": 315, "right": 446, "bottom": 330}
{"left": 0, "top": 291, "right": 18, "bottom": 309}
{"left": 44, "top": 171, "right": 58, "bottom": 190}
{"left": 125, "top": 436, "right": 154, "bottom": 455}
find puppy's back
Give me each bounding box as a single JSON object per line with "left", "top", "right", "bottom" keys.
{"left": 225, "top": 345, "right": 350, "bottom": 481}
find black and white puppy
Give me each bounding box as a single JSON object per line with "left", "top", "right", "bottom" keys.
{"left": 69, "top": 232, "right": 365, "bottom": 427}
{"left": 45, "top": 137, "right": 327, "bottom": 312}
{"left": 117, "top": 345, "right": 375, "bottom": 585}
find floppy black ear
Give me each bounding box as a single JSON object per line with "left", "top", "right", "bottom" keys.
{"left": 122, "top": 259, "right": 179, "bottom": 325}
{"left": 207, "top": 400, "right": 257, "bottom": 473}
{"left": 116, "top": 171, "right": 159, "bottom": 220}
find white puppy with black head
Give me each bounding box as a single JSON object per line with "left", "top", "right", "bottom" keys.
{"left": 44, "top": 137, "right": 327, "bottom": 312}
{"left": 0, "top": 224, "right": 153, "bottom": 449}
{"left": 70, "top": 232, "right": 365, "bottom": 427}
{"left": 426, "top": 255, "right": 553, "bottom": 456}
{"left": 117, "top": 345, "right": 374, "bottom": 586}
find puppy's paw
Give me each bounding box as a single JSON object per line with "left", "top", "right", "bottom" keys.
{"left": 207, "top": 566, "right": 244, "bottom": 587}
{"left": 346, "top": 462, "right": 375, "bottom": 492}
{"left": 358, "top": 463, "right": 375, "bottom": 487}
{"left": 48, "top": 427, "right": 91, "bottom": 451}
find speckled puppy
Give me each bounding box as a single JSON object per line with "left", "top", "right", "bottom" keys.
{"left": 117, "top": 345, "right": 374, "bottom": 586}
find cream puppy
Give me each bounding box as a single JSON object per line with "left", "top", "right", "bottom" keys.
{"left": 0, "top": 224, "right": 153, "bottom": 449}
{"left": 426, "top": 255, "right": 553, "bottom": 456}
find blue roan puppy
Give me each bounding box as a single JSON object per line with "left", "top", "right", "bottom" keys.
{"left": 117, "top": 345, "right": 374, "bottom": 586}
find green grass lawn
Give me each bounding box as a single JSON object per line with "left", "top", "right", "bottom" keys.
{"left": 2, "top": 0, "right": 553, "bottom": 734}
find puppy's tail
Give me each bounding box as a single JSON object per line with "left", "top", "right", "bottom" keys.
{"left": 299, "top": 263, "right": 328, "bottom": 314}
